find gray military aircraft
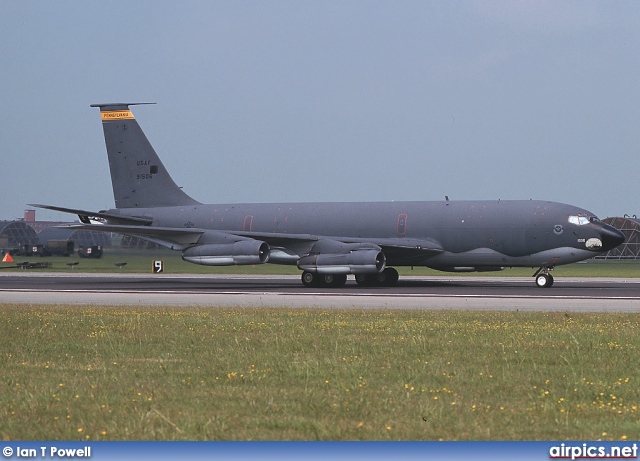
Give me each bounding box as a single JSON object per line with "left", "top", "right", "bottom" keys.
{"left": 33, "top": 103, "right": 624, "bottom": 288}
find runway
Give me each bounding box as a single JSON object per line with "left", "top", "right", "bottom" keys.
{"left": 1, "top": 272, "right": 640, "bottom": 312}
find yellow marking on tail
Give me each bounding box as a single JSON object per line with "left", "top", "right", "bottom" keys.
{"left": 101, "top": 110, "right": 134, "bottom": 120}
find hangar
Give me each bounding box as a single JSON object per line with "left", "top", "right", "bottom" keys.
{"left": 0, "top": 220, "right": 39, "bottom": 251}
{"left": 37, "top": 227, "right": 111, "bottom": 249}
{"left": 26, "top": 210, "right": 110, "bottom": 249}
{"left": 1, "top": 211, "right": 111, "bottom": 257}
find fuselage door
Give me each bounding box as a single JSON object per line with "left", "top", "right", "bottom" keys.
{"left": 397, "top": 213, "right": 408, "bottom": 236}
{"left": 243, "top": 215, "right": 253, "bottom": 232}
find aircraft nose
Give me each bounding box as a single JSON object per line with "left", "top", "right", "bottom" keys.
{"left": 599, "top": 224, "right": 625, "bottom": 252}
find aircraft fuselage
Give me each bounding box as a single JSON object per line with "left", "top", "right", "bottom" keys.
{"left": 109, "top": 198, "right": 619, "bottom": 270}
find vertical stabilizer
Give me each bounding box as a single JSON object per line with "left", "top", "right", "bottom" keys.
{"left": 91, "top": 103, "right": 200, "bottom": 208}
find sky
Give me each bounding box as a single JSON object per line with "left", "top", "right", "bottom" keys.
{"left": 1, "top": 1, "right": 639, "bottom": 222}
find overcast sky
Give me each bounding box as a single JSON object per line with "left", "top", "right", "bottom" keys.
{"left": 1, "top": 1, "right": 639, "bottom": 222}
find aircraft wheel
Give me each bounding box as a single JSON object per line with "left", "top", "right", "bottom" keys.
{"left": 320, "top": 274, "right": 347, "bottom": 288}
{"left": 535, "top": 273, "right": 554, "bottom": 288}
{"left": 320, "top": 274, "right": 335, "bottom": 287}
{"left": 356, "top": 272, "right": 395, "bottom": 287}
{"left": 381, "top": 267, "right": 399, "bottom": 287}
{"left": 330, "top": 274, "right": 347, "bottom": 288}
{"left": 373, "top": 268, "right": 399, "bottom": 287}
{"left": 301, "top": 271, "right": 317, "bottom": 288}
{"left": 355, "top": 273, "right": 373, "bottom": 286}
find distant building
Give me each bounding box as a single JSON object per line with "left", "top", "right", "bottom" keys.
{"left": 1, "top": 210, "right": 111, "bottom": 256}
{"left": 119, "top": 235, "right": 160, "bottom": 249}
{"left": 0, "top": 220, "right": 39, "bottom": 251}
{"left": 37, "top": 227, "right": 111, "bottom": 249}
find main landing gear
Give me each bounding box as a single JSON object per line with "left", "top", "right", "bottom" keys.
{"left": 301, "top": 271, "right": 347, "bottom": 288}
{"left": 533, "top": 267, "right": 554, "bottom": 288}
{"left": 301, "top": 267, "right": 399, "bottom": 288}
{"left": 355, "top": 268, "right": 399, "bottom": 287}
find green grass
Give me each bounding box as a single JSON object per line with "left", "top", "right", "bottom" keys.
{"left": 3, "top": 248, "right": 640, "bottom": 277}
{"left": 2, "top": 250, "right": 301, "bottom": 274}
{"left": 1, "top": 306, "right": 639, "bottom": 441}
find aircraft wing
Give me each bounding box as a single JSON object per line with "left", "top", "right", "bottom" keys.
{"left": 231, "top": 231, "right": 319, "bottom": 247}
{"left": 60, "top": 223, "right": 204, "bottom": 250}
{"left": 232, "top": 231, "right": 443, "bottom": 259}
{"left": 233, "top": 231, "right": 440, "bottom": 250}
{"left": 375, "top": 237, "right": 443, "bottom": 253}
{"left": 29, "top": 204, "right": 153, "bottom": 226}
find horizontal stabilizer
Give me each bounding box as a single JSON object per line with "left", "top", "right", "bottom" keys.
{"left": 90, "top": 102, "right": 156, "bottom": 110}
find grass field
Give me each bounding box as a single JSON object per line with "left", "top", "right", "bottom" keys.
{"left": 1, "top": 306, "right": 639, "bottom": 441}
{"left": 2, "top": 248, "right": 640, "bottom": 278}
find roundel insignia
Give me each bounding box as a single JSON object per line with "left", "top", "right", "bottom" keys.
{"left": 554, "top": 225, "right": 564, "bottom": 235}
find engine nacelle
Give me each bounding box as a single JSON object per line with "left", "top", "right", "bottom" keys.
{"left": 297, "top": 249, "right": 386, "bottom": 275}
{"left": 182, "top": 240, "right": 270, "bottom": 266}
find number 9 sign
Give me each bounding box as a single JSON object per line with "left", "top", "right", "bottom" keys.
{"left": 153, "top": 260, "right": 164, "bottom": 273}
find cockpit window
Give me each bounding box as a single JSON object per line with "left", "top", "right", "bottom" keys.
{"left": 568, "top": 215, "right": 597, "bottom": 226}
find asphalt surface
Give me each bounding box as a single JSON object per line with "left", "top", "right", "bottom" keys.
{"left": 1, "top": 272, "right": 639, "bottom": 312}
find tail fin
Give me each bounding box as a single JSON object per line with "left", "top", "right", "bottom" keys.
{"left": 91, "top": 103, "right": 200, "bottom": 208}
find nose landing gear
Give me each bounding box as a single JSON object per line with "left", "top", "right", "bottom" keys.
{"left": 533, "top": 267, "right": 554, "bottom": 288}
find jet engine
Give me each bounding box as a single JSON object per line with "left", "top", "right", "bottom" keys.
{"left": 297, "top": 249, "right": 386, "bottom": 274}
{"left": 182, "top": 240, "right": 270, "bottom": 266}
